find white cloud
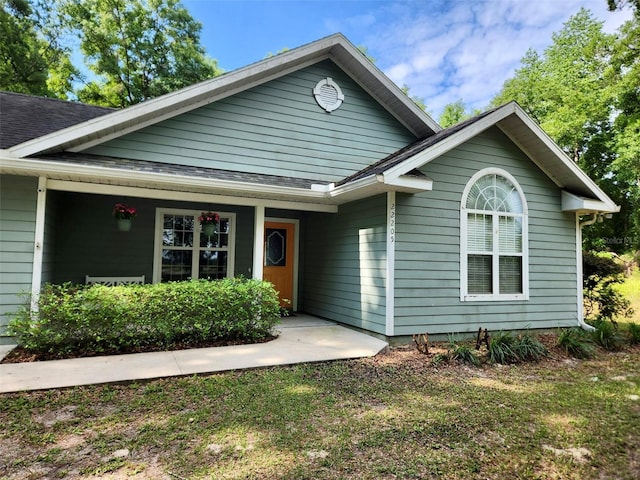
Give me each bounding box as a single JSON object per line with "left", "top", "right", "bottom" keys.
{"left": 340, "top": 0, "right": 634, "bottom": 120}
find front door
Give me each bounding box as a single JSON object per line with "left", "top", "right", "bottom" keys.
{"left": 263, "top": 221, "right": 295, "bottom": 308}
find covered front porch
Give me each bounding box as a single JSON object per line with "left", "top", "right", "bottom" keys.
{"left": 32, "top": 177, "right": 339, "bottom": 312}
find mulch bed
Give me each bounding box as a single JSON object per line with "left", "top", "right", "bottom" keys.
{"left": 1, "top": 335, "right": 277, "bottom": 364}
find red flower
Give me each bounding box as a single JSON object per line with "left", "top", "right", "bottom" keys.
{"left": 113, "top": 203, "right": 137, "bottom": 220}
{"left": 198, "top": 211, "right": 220, "bottom": 225}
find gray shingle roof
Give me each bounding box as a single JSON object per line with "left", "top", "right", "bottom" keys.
{"left": 0, "top": 92, "right": 114, "bottom": 149}
{"left": 335, "top": 106, "right": 501, "bottom": 186}
{"left": 40, "top": 152, "right": 323, "bottom": 189}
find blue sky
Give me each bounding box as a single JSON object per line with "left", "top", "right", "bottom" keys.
{"left": 182, "top": 0, "right": 633, "bottom": 119}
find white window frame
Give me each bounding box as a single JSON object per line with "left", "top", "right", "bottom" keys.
{"left": 153, "top": 208, "right": 236, "bottom": 283}
{"left": 460, "top": 168, "right": 529, "bottom": 301}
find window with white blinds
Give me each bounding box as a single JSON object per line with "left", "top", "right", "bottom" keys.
{"left": 461, "top": 170, "right": 528, "bottom": 301}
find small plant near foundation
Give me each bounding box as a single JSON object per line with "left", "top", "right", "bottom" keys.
{"left": 516, "top": 332, "right": 549, "bottom": 362}
{"left": 557, "top": 328, "right": 595, "bottom": 359}
{"left": 488, "top": 331, "right": 548, "bottom": 364}
{"left": 447, "top": 338, "right": 481, "bottom": 366}
{"left": 627, "top": 322, "right": 640, "bottom": 345}
{"left": 488, "top": 331, "right": 519, "bottom": 364}
{"left": 431, "top": 353, "right": 449, "bottom": 365}
{"left": 590, "top": 319, "right": 626, "bottom": 351}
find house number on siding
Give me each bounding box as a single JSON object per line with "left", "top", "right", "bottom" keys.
{"left": 389, "top": 203, "right": 396, "bottom": 243}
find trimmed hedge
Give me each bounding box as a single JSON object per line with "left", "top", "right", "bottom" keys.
{"left": 8, "top": 278, "right": 281, "bottom": 355}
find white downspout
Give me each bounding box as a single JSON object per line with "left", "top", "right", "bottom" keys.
{"left": 576, "top": 213, "right": 599, "bottom": 331}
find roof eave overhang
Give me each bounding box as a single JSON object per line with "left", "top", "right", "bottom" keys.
{"left": 0, "top": 156, "right": 338, "bottom": 210}
{"left": 561, "top": 191, "right": 620, "bottom": 214}
{"left": 1, "top": 154, "right": 433, "bottom": 208}
{"left": 382, "top": 102, "right": 619, "bottom": 214}
{"left": 328, "top": 172, "right": 433, "bottom": 202}
{"left": 8, "top": 34, "right": 439, "bottom": 158}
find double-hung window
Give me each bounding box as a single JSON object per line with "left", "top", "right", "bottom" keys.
{"left": 153, "top": 208, "right": 235, "bottom": 283}
{"left": 461, "top": 169, "right": 528, "bottom": 301}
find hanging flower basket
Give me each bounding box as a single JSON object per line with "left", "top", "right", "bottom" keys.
{"left": 199, "top": 211, "right": 220, "bottom": 236}
{"left": 113, "top": 203, "right": 137, "bottom": 231}
{"left": 203, "top": 223, "right": 216, "bottom": 236}
{"left": 117, "top": 219, "right": 132, "bottom": 231}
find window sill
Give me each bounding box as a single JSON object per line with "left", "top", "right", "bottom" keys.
{"left": 462, "top": 294, "right": 529, "bottom": 302}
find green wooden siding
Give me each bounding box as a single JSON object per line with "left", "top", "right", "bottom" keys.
{"left": 0, "top": 175, "right": 37, "bottom": 340}
{"left": 304, "top": 195, "right": 387, "bottom": 334}
{"left": 393, "top": 127, "right": 579, "bottom": 335}
{"left": 50, "top": 192, "right": 255, "bottom": 284}
{"left": 86, "top": 60, "right": 416, "bottom": 183}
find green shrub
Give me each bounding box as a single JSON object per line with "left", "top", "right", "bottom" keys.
{"left": 488, "top": 331, "right": 548, "bottom": 364}
{"left": 583, "top": 251, "right": 633, "bottom": 323}
{"left": 447, "top": 338, "right": 481, "bottom": 366}
{"left": 488, "top": 331, "right": 519, "bottom": 364}
{"left": 590, "top": 319, "right": 625, "bottom": 351}
{"left": 516, "top": 333, "right": 549, "bottom": 362}
{"left": 557, "top": 328, "right": 595, "bottom": 359}
{"left": 8, "top": 278, "right": 281, "bottom": 355}
{"left": 627, "top": 322, "right": 640, "bottom": 345}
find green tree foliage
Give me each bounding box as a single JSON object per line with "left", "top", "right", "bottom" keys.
{"left": 0, "top": 0, "right": 71, "bottom": 96}
{"left": 60, "top": 0, "right": 221, "bottom": 107}
{"left": 607, "top": 0, "right": 640, "bottom": 14}
{"left": 400, "top": 84, "right": 428, "bottom": 112}
{"left": 493, "top": 9, "right": 613, "bottom": 163}
{"left": 438, "top": 99, "right": 468, "bottom": 127}
{"left": 608, "top": 17, "right": 640, "bottom": 245}
{"left": 492, "top": 9, "right": 640, "bottom": 252}
{"left": 583, "top": 251, "right": 633, "bottom": 323}
{"left": 438, "top": 99, "right": 480, "bottom": 128}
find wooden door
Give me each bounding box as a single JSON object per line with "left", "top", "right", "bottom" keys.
{"left": 263, "top": 221, "right": 295, "bottom": 308}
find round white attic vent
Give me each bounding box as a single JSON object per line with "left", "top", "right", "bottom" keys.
{"left": 313, "top": 77, "right": 344, "bottom": 112}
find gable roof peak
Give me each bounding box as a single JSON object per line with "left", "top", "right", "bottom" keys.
{"left": 8, "top": 33, "right": 440, "bottom": 158}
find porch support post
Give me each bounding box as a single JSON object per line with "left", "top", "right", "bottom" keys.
{"left": 253, "top": 205, "right": 265, "bottom": 280}
{"left": 385, "top": 191, "right": 396, "bottom": 336}
{"left": 30, "top": 176, "right": 47, "bottom": 313}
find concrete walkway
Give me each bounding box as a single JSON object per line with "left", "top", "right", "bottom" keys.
{"left": 0, "top": 316, "right": 388, "bottom": 393}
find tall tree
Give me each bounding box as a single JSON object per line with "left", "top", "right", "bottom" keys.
{"left": 607, "top": 0, "right": 640, "bottom": 14}
{"left": 608, "top": 15, "right": 640, "bottom": 249}
{"left": 60, "top": 0, "right": 221, "bottom": 107}
{"left": 0, "top": 0, "right": 78, "bottom": 98}
{"left": 1, "top": 0, "right": 50, "bottom": 95}
{"left": 493, "top": 9, "right": 614, "bottom": 164}
{"left": 438, "top": 99, "right": 477, "bottom": 128}
{"left": 492, "top": 8, "right": 638, "bottom": 252}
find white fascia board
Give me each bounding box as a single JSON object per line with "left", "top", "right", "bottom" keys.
{"left": 383, "top": 104, "right": 517, "bottom": 181}
{"left": 328, "top": 174, "right": 383, "bottom": 198}
{"left": 8, "top": 41, "right": 338, "bottom": 158}
{"left": 561, "top": 190, "right": 620, "bottom": 214}
{"left": 381, "top": 102, "right": 619, "bottom": 214}
{"left": 506, "top": 106, "right": 619, "bottom": 210}
{"left": 329, "top": 41, "right": 441, "bottom": 135}
{"left": 48, "top": 180, "right": 338, "bottom": 213}
{"left": 0, "top": 157, "right": 338, "bottom": 210}
{"left": 327, "top": 172, "right": 432, "bottom": 201}
{"left": 383, "top": 174, "right": 433, "bottom": 192}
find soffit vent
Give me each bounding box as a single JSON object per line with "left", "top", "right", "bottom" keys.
{"left": 313, "top": 77, "right": 344, "bottom": 113}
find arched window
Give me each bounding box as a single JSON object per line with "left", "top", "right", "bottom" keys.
{"left": 460, "top": 169, "right": 528, "bottom": 301}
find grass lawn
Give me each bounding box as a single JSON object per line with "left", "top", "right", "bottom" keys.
{"left": 616, "top": 266, "right": 640, "bottom": 325}
{"left": 1, "top": 343, "right": 639, "bottom": 479}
